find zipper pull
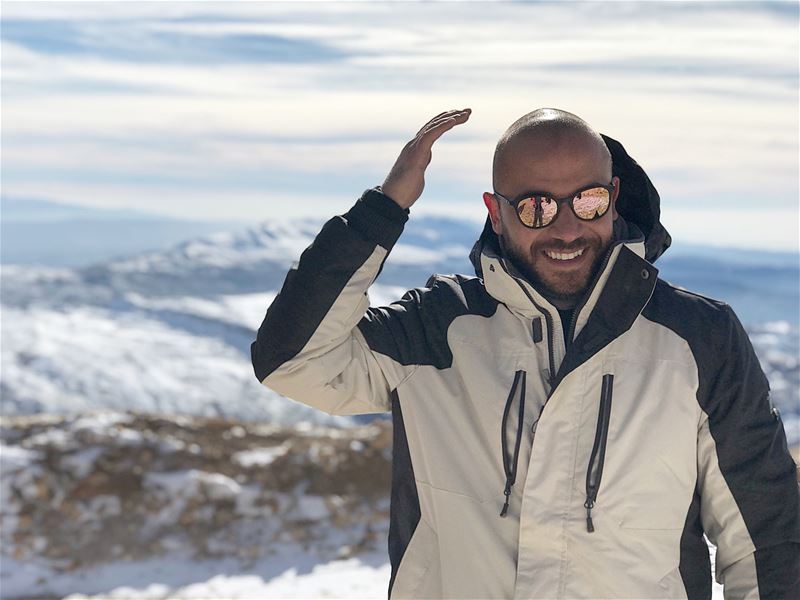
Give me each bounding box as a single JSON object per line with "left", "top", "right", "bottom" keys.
{"left": 531, "top": 317, "right": 543, "bottom": 343}
{"left": 584, "top": 497, "right": 595, "bottom": 532}
{"left": 500, "top": 480, "right": 512, "bottom": 517}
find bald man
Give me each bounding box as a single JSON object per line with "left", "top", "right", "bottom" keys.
{"left": 252, "top": 108, "right": 799, "bottom": 599}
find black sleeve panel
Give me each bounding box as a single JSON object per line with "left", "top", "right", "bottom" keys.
{"left": 678, "top": 487, "right": 712, "bottom": 599}
{"left": 357, "top": 274, "right": 499, "bottom": 371}
{"left": 703, "top": 304, "right": 799, "bottom": 544}
{"left": 250, "top": 187, "right": 408, "bottom": 382}
{"left": 387, "top": 390, "right": 422, "bottom": 597}
{"left": 754, "top": 542, "right": 800, "bottom": 599}
{"left": 643, "top": 279, "right": 800, "bottom": 598}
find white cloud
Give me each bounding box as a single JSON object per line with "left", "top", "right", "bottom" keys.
{"left": 1, "top": 1, "right": 797, "bottom": 251}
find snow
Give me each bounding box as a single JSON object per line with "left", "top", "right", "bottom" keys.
{"left": 55, "top": 552, "right": 391, "bottom": 600}
{"left": 124, "top": 291, "right": 276, "bottom": 330}
{"left": 61, "top": 446, "right": 105, "bottom": 479}
{"left": 759, "top": 320, "right": 793, "bottom": 335}
{"left": 146, "top": 469, "right": 242, "bottom": 503}
{"left": 0, "top": 443, "right": 39, "bottom": 470}
{"left": 369, "top": 283, "right": 412, "bottom": 307}
{"left": 106, "top": 218, "right": 325, "bottom": 273}
{"left": 389, "top": 242, "right": 469, "bottom": 265}
{"left": 0, "top": 304, "right": 349, "bottom": 426}
{"left": 294, "top": 495, "right": 330, "bottom": 521}
{"left": 232, "top": 444, "right": 289, "bottom": 468}
{"left": 181, "top": 557, "right": 390, "bottom": 599}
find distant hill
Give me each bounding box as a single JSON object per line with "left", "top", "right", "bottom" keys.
{"left": 1, "top": 196, "right": 246, "bottom": 267}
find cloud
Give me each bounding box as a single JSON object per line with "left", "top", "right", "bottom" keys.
{"left": 1, "top": 17, "right": 352, "bottom": 64}
{"left": 1, "top": 1, "right": 797, "bottom": 251}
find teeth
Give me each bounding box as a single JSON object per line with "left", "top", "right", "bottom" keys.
{"left": 545, "top": 248, "right": 584, "bottom": 261}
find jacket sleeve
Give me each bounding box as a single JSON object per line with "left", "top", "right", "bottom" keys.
{"left": 250, "top": 187, "right": 420, "bottom": 416}
{"left": 695, "top": 304, "right": 800, "bottom": 599}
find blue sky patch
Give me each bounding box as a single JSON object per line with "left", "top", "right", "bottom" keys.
{"left": 2, "top": 18, "right": 351, "bottom": 64}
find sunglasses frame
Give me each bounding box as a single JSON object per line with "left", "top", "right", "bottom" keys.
{"left": 493, "top": 181, "right": 616, "bottom": 229}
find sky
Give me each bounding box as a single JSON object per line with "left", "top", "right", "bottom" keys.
{"left": 2, "top": 1, "right": 798, "bottom": 251}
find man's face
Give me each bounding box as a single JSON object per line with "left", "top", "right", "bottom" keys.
{"left": 483, "top": 132, "right": 620, "bottom": 306}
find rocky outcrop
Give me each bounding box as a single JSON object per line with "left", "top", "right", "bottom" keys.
{"left": 1, "top": 412, "right": 392, "bottom": 575}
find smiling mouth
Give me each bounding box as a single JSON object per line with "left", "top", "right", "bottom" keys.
{"left": 544, "top": 248, "right": 585, "bottom": 261}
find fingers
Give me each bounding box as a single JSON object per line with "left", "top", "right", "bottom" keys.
{"left": 422, "top": 108, "right": 471, "bottom": 132}
{"left": 415, "top": 108, "right": 471, "bottom": 147}
{"left": 427, "top": 110, "right": 452, "bottom": 123}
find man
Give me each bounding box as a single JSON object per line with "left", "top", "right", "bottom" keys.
{"left": 251, "top": 108, "right": 800, "bottom": 599}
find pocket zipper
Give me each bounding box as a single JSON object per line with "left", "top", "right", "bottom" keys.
{"left": 500, "top": 370, "right": 526, "bottom": 517}
{"left": 584, "top": 373, "right": 614, "bottom": 533}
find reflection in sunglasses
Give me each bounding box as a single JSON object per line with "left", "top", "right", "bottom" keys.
{"left": 511, "top": 186, "right": 611, "bottom": 229}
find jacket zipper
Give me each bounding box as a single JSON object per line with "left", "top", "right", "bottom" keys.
{"left": 565, "top": 244, "right": 616, "bottom": 348}
{"left": 500, "top": 370, "right": 527, "bottom": 517}
{"left": 584, "top": 373, "right": 614, "bottom": 532}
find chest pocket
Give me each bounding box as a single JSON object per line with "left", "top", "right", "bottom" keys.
{"left": 408, "top": 340, "right": 543, "bottom": 506}
{"left": 580, "top": 359, "right": 698, "bottom": 532}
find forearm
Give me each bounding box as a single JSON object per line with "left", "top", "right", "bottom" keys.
{"left": 249, "top": 187, "right": 408, "bottom": 412}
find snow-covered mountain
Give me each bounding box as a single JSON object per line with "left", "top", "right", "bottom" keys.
{"left": 0, "top": 215, "right": 474, "bottom": 426}
{"left": 1, "top": 214, "right": 798, "bottom": 443}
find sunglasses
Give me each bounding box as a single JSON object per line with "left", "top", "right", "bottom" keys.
{"left": 493, "top": 182, "right": 615, "bottom": 229}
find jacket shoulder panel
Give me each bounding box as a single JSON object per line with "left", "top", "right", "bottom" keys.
{"left": 642, "top": 278, "right": 750, "bottom": 385}
{"left": 642, "top": 278, "right": 736, "bottom": 379}
{"left": 357, "top": 273, "right": 498, "bottom": 369}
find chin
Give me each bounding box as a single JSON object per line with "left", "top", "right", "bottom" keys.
{"left": 538, "top": 275, "right": 590, "bottom": 300}
{"left": 533, "top": 260, "right": 591, "bottom": 294}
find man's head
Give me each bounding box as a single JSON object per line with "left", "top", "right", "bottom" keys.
{"left": 482, "top": 108, "right": 620, "bottom": 308}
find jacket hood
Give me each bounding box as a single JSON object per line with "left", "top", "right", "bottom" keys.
{"left": 469, "top": 133, "right": 671, "bottom": 278}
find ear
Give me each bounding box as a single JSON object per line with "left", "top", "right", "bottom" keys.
{"left": 610, "top": 175, "right": 620, "bottom": 220}
{"left": 483, "top": 192, "right": 503, "bottom": 235}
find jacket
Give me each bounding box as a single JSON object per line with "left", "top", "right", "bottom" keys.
{"left": 250, "top": 133, "right": 800, "bottom": 599}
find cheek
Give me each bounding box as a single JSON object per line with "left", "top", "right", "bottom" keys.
{"left": 594, "top": 220, "right": 614, "bottom": 243}
{"left": 519, "top": 234, "right": 548, "bottom": 259}
{"left": 575, "top": 219, "right": 613, "bottom": 245}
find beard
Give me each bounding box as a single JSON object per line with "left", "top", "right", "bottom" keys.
{"left": 499, "top": 232, "right": 613, "bottom": 307}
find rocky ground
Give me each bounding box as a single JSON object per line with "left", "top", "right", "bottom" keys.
{"left": 1, "top": 412, "right": 392, "bottom": 597}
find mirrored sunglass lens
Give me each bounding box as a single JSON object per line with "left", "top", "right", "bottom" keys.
{"left": 573, "top": 187, "right": 610, "bottom": 220}
{"left": 518, "top": 197, "right": 557, "bottom": 228}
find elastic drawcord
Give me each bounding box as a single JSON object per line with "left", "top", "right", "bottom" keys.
{"left": 500, "top": 370, "right": 527, "bottom": 517}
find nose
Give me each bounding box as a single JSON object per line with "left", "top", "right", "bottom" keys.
{"left": 549, "top": 202, "right": 584, "bottom": 244}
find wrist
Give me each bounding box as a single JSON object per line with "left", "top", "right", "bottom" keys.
{"left": 377, "top": 184, "right": 413, "bottom": 211}
{"left": 372, "top": 186, "right": 411, "bottom": 217}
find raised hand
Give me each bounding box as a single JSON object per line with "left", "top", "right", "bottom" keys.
{"left": 381, "top": 108, "right": 472, "bottom": 210}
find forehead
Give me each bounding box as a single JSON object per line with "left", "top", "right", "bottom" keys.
{"left": 497, "top": 131, "right": 611, "bottom": 196}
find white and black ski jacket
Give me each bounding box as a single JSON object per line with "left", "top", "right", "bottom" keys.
{"left": 251, "top": 134, "right": 800, "bottom": 599}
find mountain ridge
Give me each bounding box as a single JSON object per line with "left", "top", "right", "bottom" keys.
{"left": 1, "top": 213, "right": 797, "bottom": 443}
